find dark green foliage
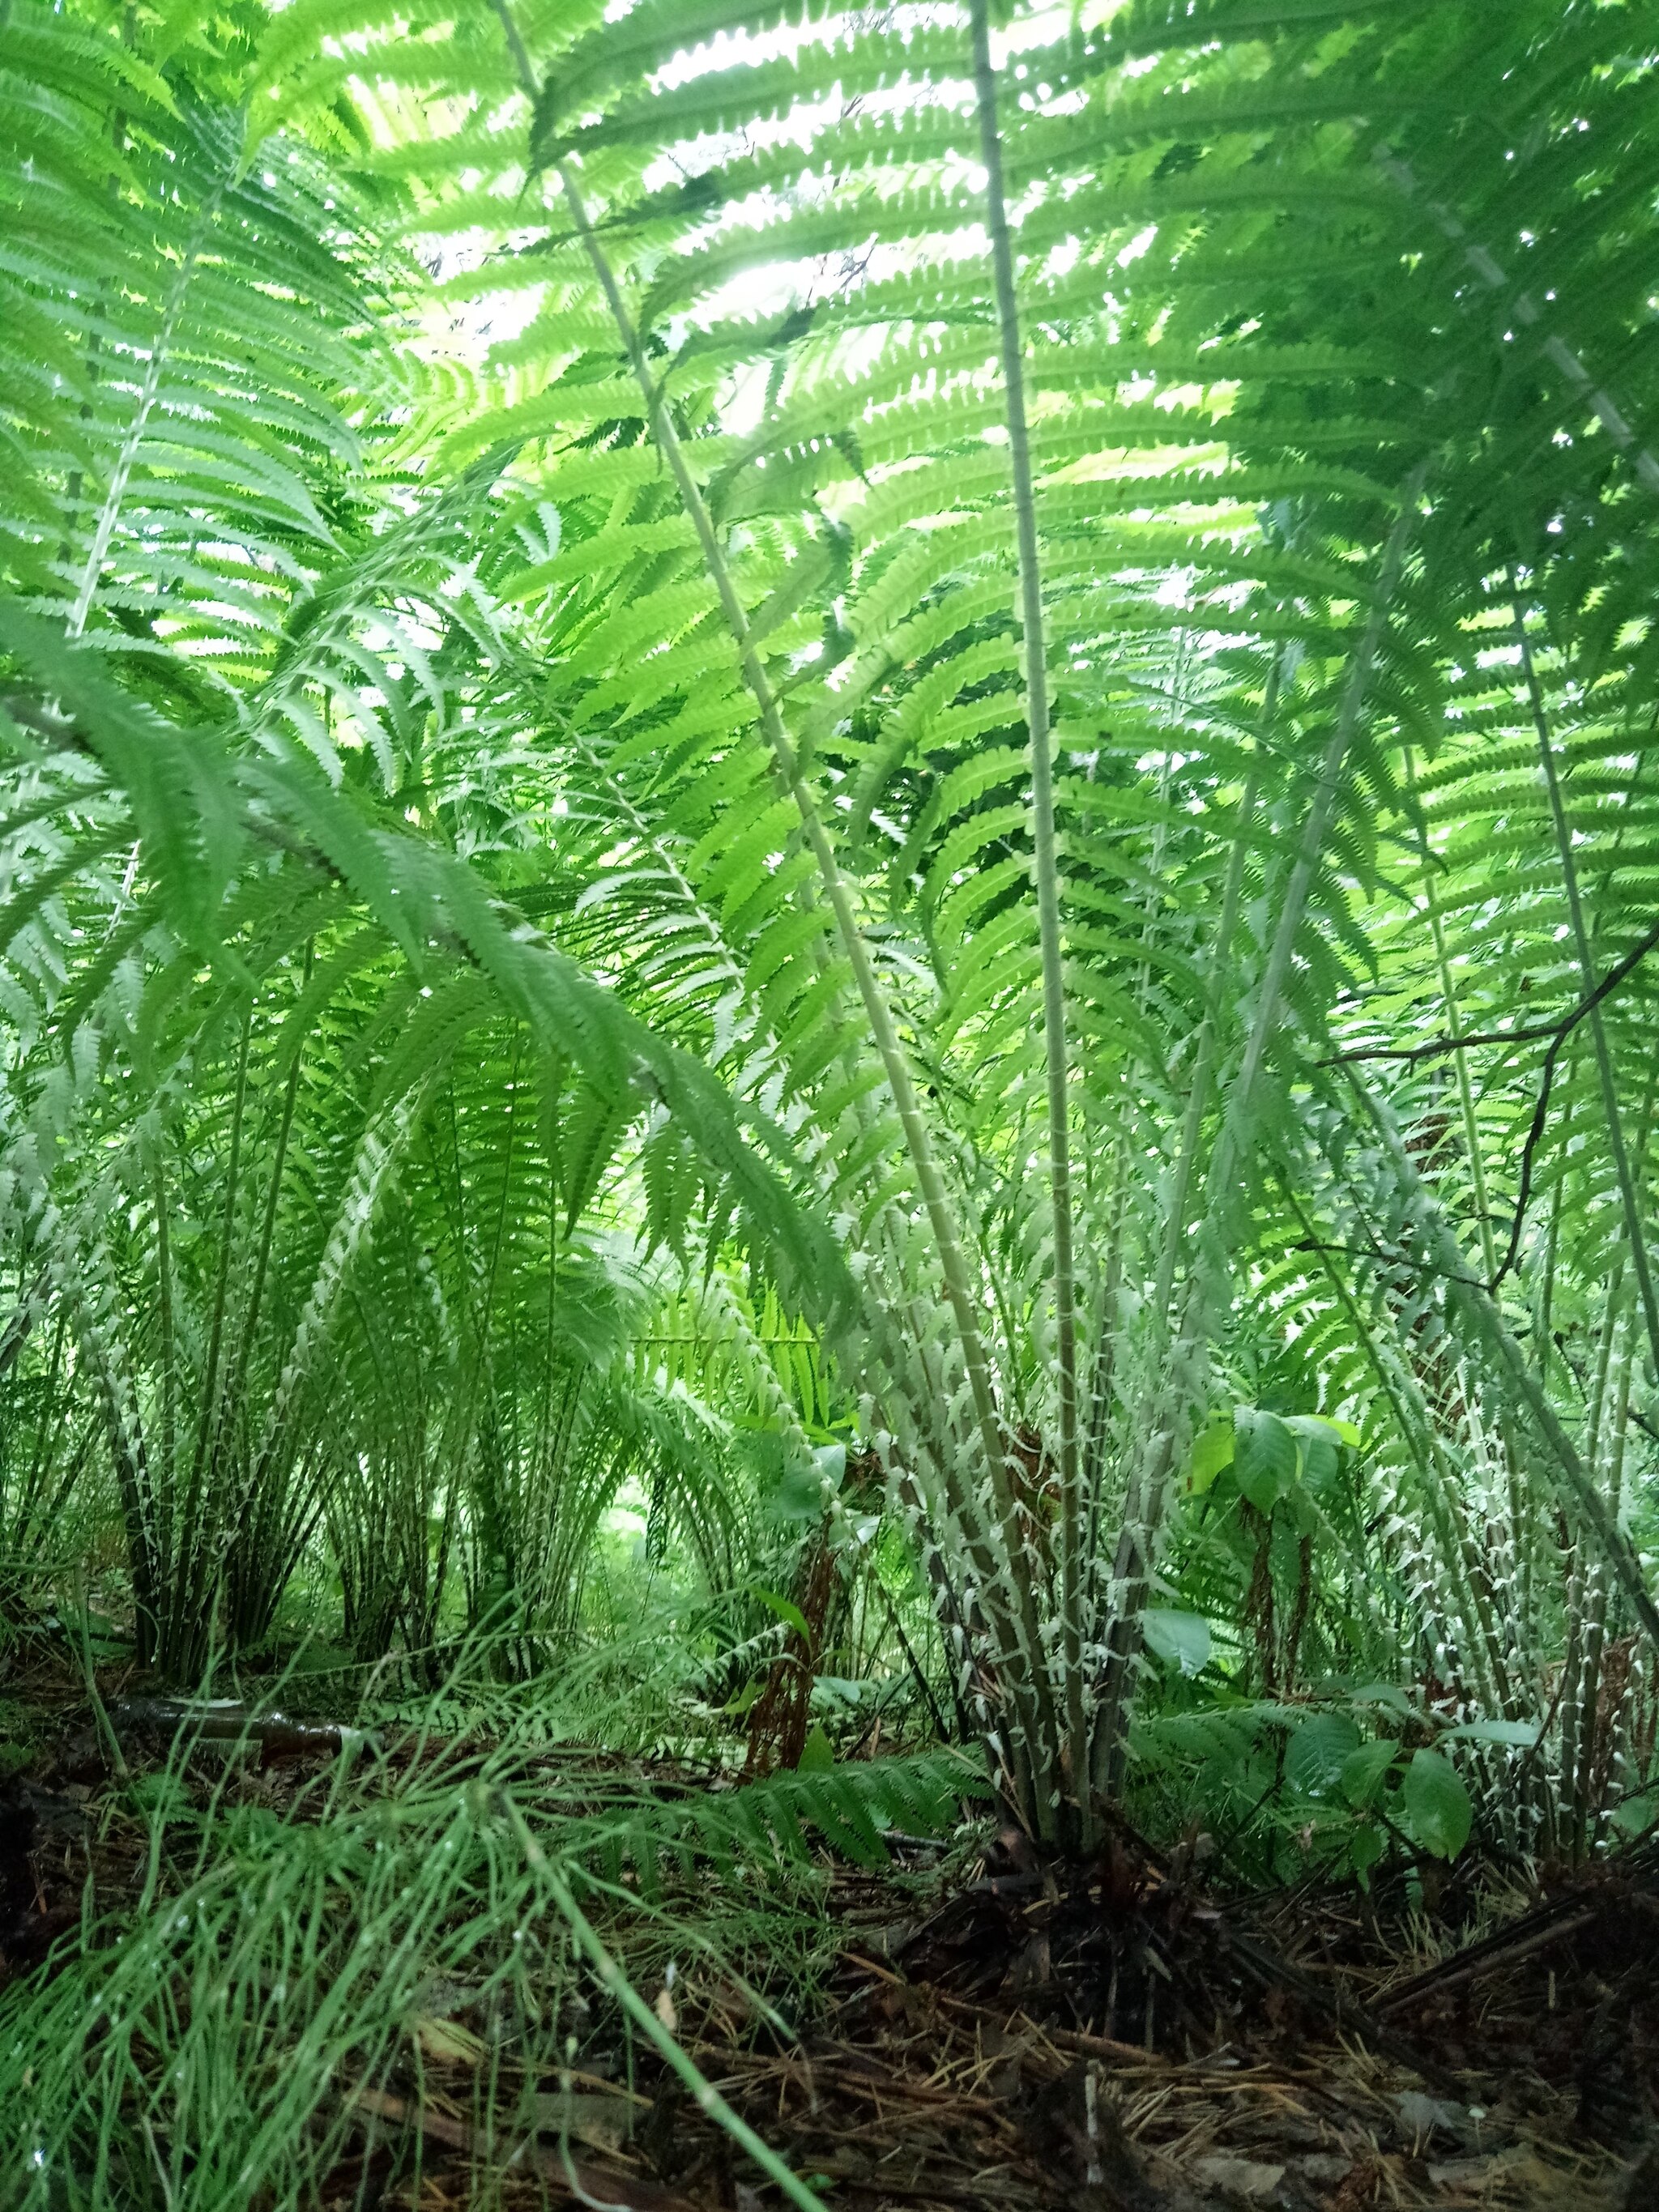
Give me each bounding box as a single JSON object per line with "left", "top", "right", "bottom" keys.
{"left": 2, "top": 0, "right": 1658, "bottom": 1950}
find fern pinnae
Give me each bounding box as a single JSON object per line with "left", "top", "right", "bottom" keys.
{"left": 1513, "top": 594, "right": 1659, "bottom": 1389}
{"left": 489, "top": 0, "right": 1067, "bottom": 1823}
{"left": 1353, "top": 1066, "right": 1659, "bottom": 1654}
{"left": 1092, "top": 482, "right": 1422, "bottom": 1779}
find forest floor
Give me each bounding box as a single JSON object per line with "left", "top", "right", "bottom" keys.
{"left": 2, "top": 1656, "right": 1654, "bottom": 2212}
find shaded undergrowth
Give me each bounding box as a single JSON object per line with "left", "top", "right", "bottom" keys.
{"left": 4, "top": 1647, "right": 1659, "bottom": 2210}
{"left": 0, "top": 1643, "right": 987, "bottom": 2211}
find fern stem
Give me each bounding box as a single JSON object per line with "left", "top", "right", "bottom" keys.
{"left": 1277, "top": 1167, "right": 1486, "bottom": 1666}
{"left": 68, "top": 168, "right": 232, "bottom": 637}
{"left": 227, "top": 941, "right": 313, "bottom": 1466}
{"left": 1404, "top": 743, "right": 1537, "bottom": 1664}
{"left": 1094, "top": 485, "right": 1423, "bottom": 1791}
{"left": 1080, "top": 1157, "right": 1127, "bottom": 1517}
{"left": 490, "top": 0, "right": 1057, "bottom": 1830}
{"left": 967, "top": 0, "right": 1085, "bottom": 1839}
{"left": 169, "top": 1000, "right": 254, "bottom": 1673}
{"left": 1512, "top": 593, "right": 1659, "bottom": 1389}
{"left": 1149, "top": 644, "right": 1297, "bottom": 1350}
{"left": 152, "top": 1150, "right": 177, "bottom": 1513}
{"left": 1372, "top": 143, "right": 1659, "bottom": 502}
{"left": 1213, "top": 470, "right": 1426, "bottom": 1192}
{"left": 1089, "top": 742, "right": 1265, "bottom": 1794}
{"left": 1570, "top": 1308, "right": 1632, "bottom": 1854}
{"left": 1556, "top": 1536, "right": 1591, "bottom": 1859}
{"left": 1404, "top": 747, "right": 1499, "bottom": 1281}
{"left": 558, "top": 193, "right": 990, "bottom": 1467}
{"left": 1305, "top": 1153, "right": 1509, "bottom": 1714}
{"left": 1350, "top": 1070, "right": 1659, "bottom": 1652}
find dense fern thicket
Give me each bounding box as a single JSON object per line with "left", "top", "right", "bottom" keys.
{"left": 4, "top": 0, "right": 1659, "bottom": 2153}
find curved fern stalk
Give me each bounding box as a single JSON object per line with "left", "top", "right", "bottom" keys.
{"left": 966, "top": 0, "right": 1084, "bottom": 1837}
{"left": 1371, "top": 143, "right": 1659, "bottom": 502}
{"left": 1092, "top": 479, "right": 1426, "bottom": 1794}
{"left": 232, "top": 1082, "right": 428, "bottom": 1630}
{"left": 1401, "top": 747, "right": 1499, "bottom": 1281}
{"left": 221, "top": 941, "right": 314, "bottom": 1448}
{"left": 1512, "top": 596, "right": 1659, "bottom": 1389}
{"left": 1083, "top": 736, "right": 1265, "bottom": 1790}
{"left": 1085, "top": 657, "right": 1281, "bottom": 1786}
{"left": 1406, "top": 734, "right": 1539, "bottom": 1636}
{"left": 67, "top": 154, "right": 235, "bottom": 637}
{"left": 1349, "top": 1067, "right": 1659, "bottom": 1653}
{"left": 1080, "top": 1153, "right": 1128, "bottom": 1512}
{"left": 151, "top": 1139, "right": 178, "bottom": 1545}
{"left": 166, "top": 1001, "right": 254, "bottom": 1669}
{"left": 18, "top": 1163, "right": 160, "bottom": 1656}
{"left": 485, "top": 2, "right": 1060, "bottom": 1832}
{"left": 1144, "top": 648, "right": 1300, "bottom": 1375}
{"left": 1577, "top": 1332, "right": 1639, "bottom": 1846}
{"left": 700, "top": 1270, "right": 820, "bottom": 1480}
{"left": 1285, "top": 1123, "right": 1514, "bottom": 1717}
{"left": 1213, "top": 469, "right": 1428, "bottom": 1193}
{"left": 1562, "top": 1294, "right": 1633, "bottom": 1856}
{"left": 1401, "top": 741, "right": 1540, "bottom": 1674}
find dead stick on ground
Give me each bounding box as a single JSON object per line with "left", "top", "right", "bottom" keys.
{"left": 842, "top": 1952, "right": 1169, "bottom": 2071}
{"left": 346, "top": 2086, "right": 693, "bottom": 2212}
{"left": 1375, "top": 1910, "right": 1601, "bottom": 2015}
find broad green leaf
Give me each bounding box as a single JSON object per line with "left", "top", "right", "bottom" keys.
{"left": 1612, "top": 1792, "right": 1659, "bottom": 1841}
{"left": 1285, "top": 1413, "right": 1362, "bottom": 1450}
{"left": 1141, "top": 1608, "right": 1212, "bottom": 1677}
{"left": 1293, "top": 1430, "right": 1338, "bottom": 1489}
{"left": 1444, "top": 1719, "right": 1540, "bottom": 1749}
{"left": 1187, "top": 1415, "right": 1235, "bottom": 1493}
{"left": 813, "top": 1442, "right": 847, "bottom": 1490}
{"left": 796, "top": 1725, "right": 835, "bottom": 1773}
{"left": 1349, "top": 1822, "right": 1386, "bottom": 1886}
{"left": 748, "top": 1586, "right": 811, "bottom": 1645}
{"left": 1233, "top": 1409, "right": 1298, "bottom": 1512}
{"left": 1403, "top": 1750, "right": 1472, "bottom": 1861}
{"left": 1339, "top": 1740, "right": 1399, "bottom": 1809}
{"left": 773, "top": 1467, "right": 822, "bottom": 1524}
{"left": 1285, "top": 1415, "right": 1358, "bottom": 1490}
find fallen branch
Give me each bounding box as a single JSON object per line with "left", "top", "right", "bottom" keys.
{"left": 1329, "top": 916, "right": 1659, "bottom": 1070}
{"left": 842, "top": 1946, "right": 1167, "bottom": 2071}
{"left": 347, "top": 2085, "right": 693, "bottom": 2212}
{"left": 111, "top": 1699, "right": 367, "bottom": 1762}
{"left": 1375, "top": 1834, "right": 1659, "bottom": 2016}
{"left": 1375, "top": 1911, "right": 1597, "bottom": 2016}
